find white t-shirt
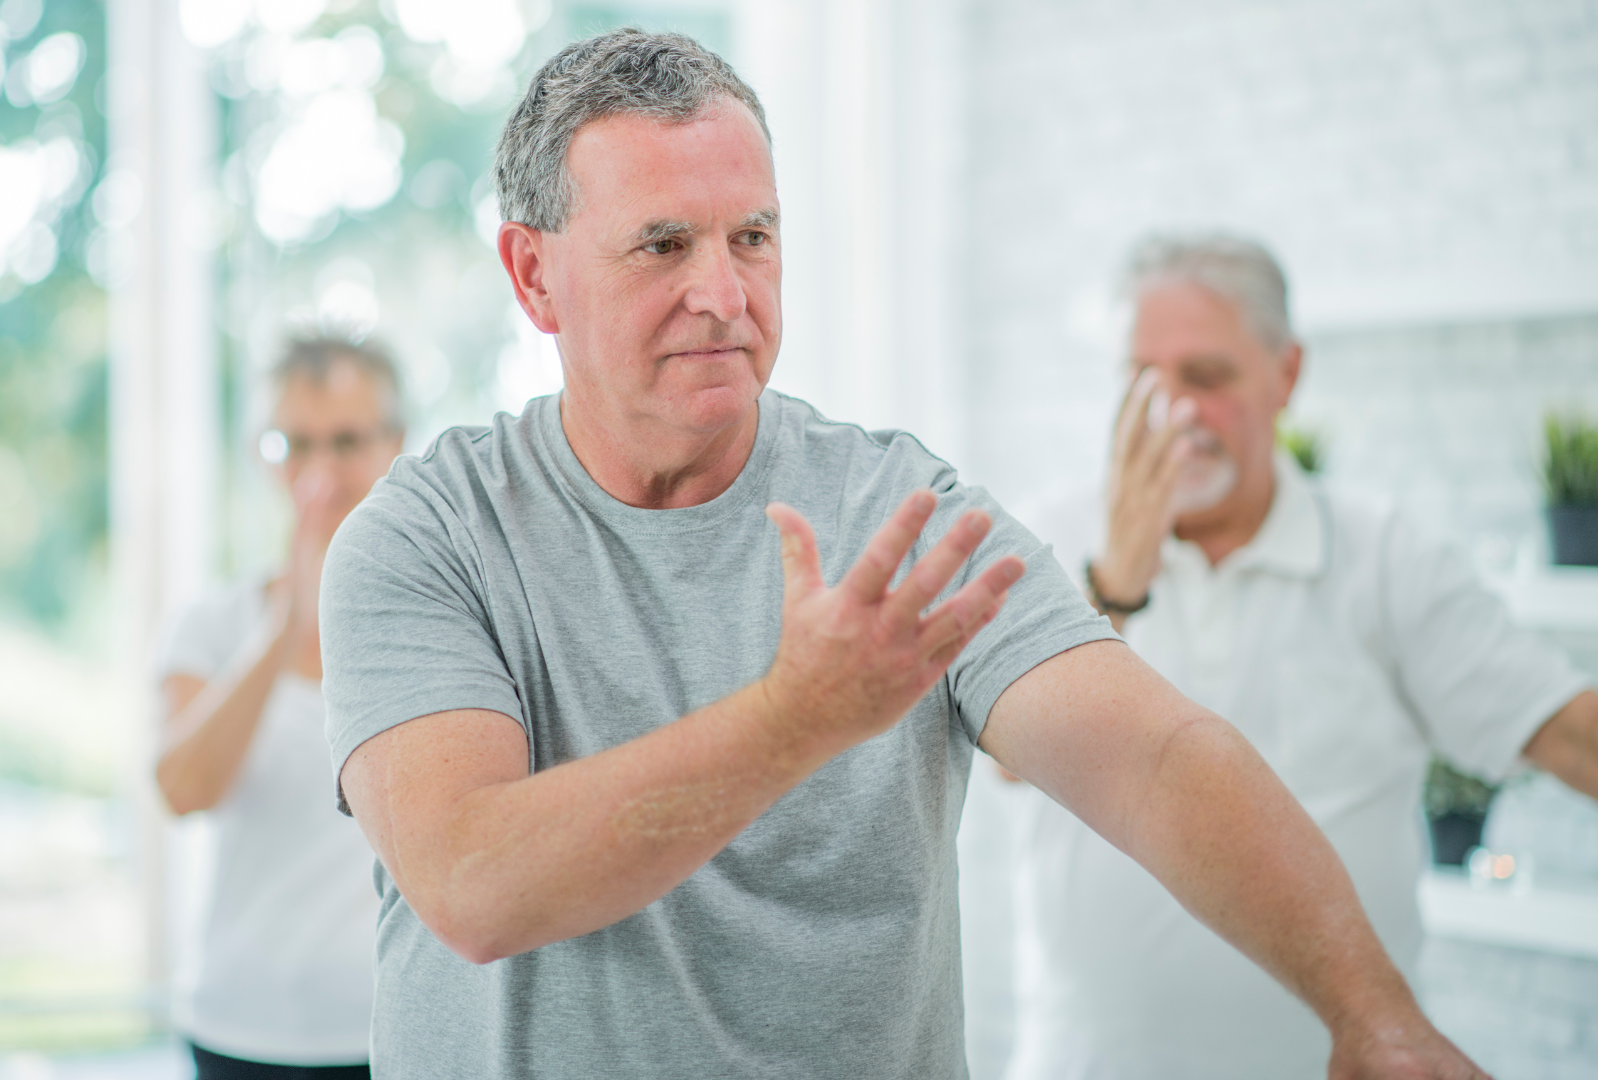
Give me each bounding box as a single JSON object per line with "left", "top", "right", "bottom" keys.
{"left": 158, "top": 579, "right": 378, "bottom": 1065}
{"left": 1007, "top": 454, "right": 1591, "bottom": 1080}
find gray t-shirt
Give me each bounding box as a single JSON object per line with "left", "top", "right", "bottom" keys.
{"left": 321, "top": 389, "right": 1112, "bottom": 1080}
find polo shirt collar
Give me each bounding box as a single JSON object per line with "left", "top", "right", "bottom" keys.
{"left": 1163, "top": 450, "right": 1328, "bottom": 580}
{"left": 1229, "top": 450, "right": 1327, "bottom": 577}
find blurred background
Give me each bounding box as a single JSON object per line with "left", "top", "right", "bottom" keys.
{"left": 0, "top": 0, "right": 1594, "bottom": 1077}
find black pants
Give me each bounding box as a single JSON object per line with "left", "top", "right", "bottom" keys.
{"left": 190, "top": 1042, "right": 371, "bottom": 1080}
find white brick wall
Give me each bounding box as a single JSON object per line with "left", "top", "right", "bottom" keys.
{"left": 961, "top": 0, "right": 1598, "bottom": 509}
{"left": 1294, "top": 314, "right": 1598, "bottom": 548}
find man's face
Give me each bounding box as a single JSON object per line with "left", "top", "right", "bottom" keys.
{"left": 269, "top": 361, "right": 404, "bottom": 526}
{"left": 1128, "top": 282, "right": 1300, "bottom": 528}
{"left": 529, "top": 102, "right": 781, "bottom": 435}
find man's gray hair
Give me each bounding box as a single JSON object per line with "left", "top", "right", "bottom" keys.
{"left": 1123, "top": 233, "right": 1295, "bottom": 352}
{"left": 494, "top": 28, "right": 770, "bottom": 233}
{"left": 270, "top": 334, "right": 405, "bottom": 432}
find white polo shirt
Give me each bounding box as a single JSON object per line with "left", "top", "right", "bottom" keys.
{"left": 1006, "top": 453, "right": 1590, "bottom": 1080}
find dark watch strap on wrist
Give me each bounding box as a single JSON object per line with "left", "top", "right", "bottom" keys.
{"left": 1083, "top": 559, "right": 1151, "bottom": 616}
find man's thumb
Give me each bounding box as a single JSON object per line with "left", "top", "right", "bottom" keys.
{"left": 766, "top": 502, "right": 823, "bottom": 597}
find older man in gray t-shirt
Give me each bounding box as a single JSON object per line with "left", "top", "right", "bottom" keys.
{"left": 322, "top": 28, "right": 1488, "bottom": 1080}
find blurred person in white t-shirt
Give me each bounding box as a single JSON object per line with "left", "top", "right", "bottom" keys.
{"left": 155, "top": 335, "right": 406, "bottom": 1080}
{"left": 1005, "top": 234, "right": 1598, "bottom": 1080}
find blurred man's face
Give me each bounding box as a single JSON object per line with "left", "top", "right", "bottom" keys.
{"left": 269, "top": 360, "right": 404, "bottom": 526}
{"left": 1128, "top": 282, "right": 1299, "bottom": 528}
{"left": 528, "top": 101, "right": 781, "bottom": 436}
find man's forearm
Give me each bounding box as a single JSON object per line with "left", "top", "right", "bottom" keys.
{"left": 1122, "top": 714, "right": 1416, "bottom": 1035}
{"left": 983, "top": 644, "right": 1419, "bottom": 1042}
{"left": 1524, "top": 689, "right": 1598, "bottom": 801}
{"left": 346, "top": 683, "right": 844, "bottom": 964}
{"left": 156, "top": 622, "right": 294, "bottom": 815}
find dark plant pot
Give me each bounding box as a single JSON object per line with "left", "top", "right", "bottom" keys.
{"left": 1427, "top": 811, "right": 1486, "bottom": 867}
{"left": 1549, "top": 505, "right": 1598, "bottom": 566}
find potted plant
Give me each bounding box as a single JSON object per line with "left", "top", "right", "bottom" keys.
{"left": 1423, "top": 759, "right": 1498, "bottom": 866}
{"left": 1543, "top": 410, "right": 1598, "bottom": 566}
{"left": 1276, "top": 420, "right": 1325, "bottom": 474}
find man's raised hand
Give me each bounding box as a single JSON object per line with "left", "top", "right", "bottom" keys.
{"left": 761, "top": 490, "right": 1025, "bottom": 755}
{"left": 1095, "top": 367, "right": 1196, "bottom": 609}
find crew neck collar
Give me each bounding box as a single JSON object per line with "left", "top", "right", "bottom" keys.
{"left": 530, "top": 390, "right": 779, "bottom": 536}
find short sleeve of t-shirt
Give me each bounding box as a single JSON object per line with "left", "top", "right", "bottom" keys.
{"left": 931, "top": 481, "right": 1117, "bottom": 745}
{"left": 320, "top": 454, "right": 525, "bottom": 813}
{"left": 1384, "top": 514, "right": 1592, "bottom": 781}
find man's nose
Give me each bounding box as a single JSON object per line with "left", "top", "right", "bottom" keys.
{"left": 682, "top": 242, "right": 748, "bottom": 324}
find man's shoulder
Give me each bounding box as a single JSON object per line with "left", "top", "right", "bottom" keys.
{"left": 767, "top": 389, "right": 960, "bottom": 493}
{"left": 379, "top": 400, "right": 551, "bottom": 515}
{"left": 1311, "top": 480, "right": 1477, "bottom": 605}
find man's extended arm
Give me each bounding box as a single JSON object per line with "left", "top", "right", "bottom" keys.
{"left": 981, "top": 642, "right": 1486, "bottom": 1080}
{"left": 340, "top": 492, "right": 1022, "bottom": 963}
{"left": 1524, "top": 689, "right": 1598, "bottom": 800}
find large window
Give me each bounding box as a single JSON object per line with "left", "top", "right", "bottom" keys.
{"left": 0, "top": 0, "right": 738, "bottom": 1064}
{"left": 0, "top": 0, "right": 142, "bottom": 1056}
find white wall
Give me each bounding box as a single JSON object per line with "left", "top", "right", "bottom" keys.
{"left": 738, "top": 0, "right": 970, "bottom": 463}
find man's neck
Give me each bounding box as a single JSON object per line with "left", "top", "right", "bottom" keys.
{"left": 558, "top": 393, "right": 761, "bottom": 510}
{"left": 1174, "top": 466, "right": 1276, "bottom": 567}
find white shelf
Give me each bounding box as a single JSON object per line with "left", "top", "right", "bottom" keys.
{"left": 1419, "top": 869, "right": 1598, "bottom": 960}
{"left": 1483, "top": 566, "right": 1598, "bottom": 633}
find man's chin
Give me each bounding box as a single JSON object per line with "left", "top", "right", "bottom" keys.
{"left": 1170, "top": 459, "right": 1240, "bottom": 517}
{"left": 664, "top": 380, "right": 765, "bottom": 432}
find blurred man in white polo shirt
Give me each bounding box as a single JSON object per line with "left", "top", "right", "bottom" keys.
{"left": 1006, "top": 234, "right": 1598, "bottom": 1080}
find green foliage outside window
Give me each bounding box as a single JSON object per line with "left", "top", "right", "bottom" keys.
{"left": 0, "top": 0, "right": 109, "bottom": 642}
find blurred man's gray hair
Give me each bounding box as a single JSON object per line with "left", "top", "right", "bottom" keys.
{"left": 1123, "top": 234, "right": 1295, "bottom": 353}
{"left": 495, "top": 28, "right": 770, "bottom": 233}
{"left": 270, "top": 333, "right": 406, "bottom": 433}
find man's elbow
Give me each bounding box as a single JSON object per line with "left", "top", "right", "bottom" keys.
{"left": 154, "top": 760, "right": 219, "bottom": 817}
{"left": 405, "top": 875, "right": 558, "bottom": 965}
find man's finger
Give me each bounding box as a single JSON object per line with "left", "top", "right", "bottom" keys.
{"left": 1111, "top": 367, "right": 1158, "bottom": 463}
{"left": 918, "top": 556, "right": 1024, "bottom": 654}
{"left": 840, "top": 490, "right": 937, "bottom": 603}
{"left": 886, "top": 509, "right": 993, "bottom": 622}
{"left": 925, "top": 586, "right": 1012, "bottom": 669}
{"left": 1123, "top": 394, "right": 1197, "bottom": 490}
{"left": 766, "top": 503, "right": 824, "bottom": 603}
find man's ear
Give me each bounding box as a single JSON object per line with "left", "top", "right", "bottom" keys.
{"left": 498, "top": 222, "right": 559, "bottom": 335}
{"left": 1276, "top": 341, "right": 1303, "bottom": 409}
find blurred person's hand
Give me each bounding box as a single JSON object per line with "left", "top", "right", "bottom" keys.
{"left": 1090, "top": 368, "right": 1196, "bottom": 620}
{"left": 282, "top": 471, "right": 340, "bottom": 647}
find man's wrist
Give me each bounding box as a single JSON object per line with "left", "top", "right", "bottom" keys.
{"left": 750, "top": 675, "right": 853, "bottom": 774}
{"left": 1083, "top": 559, "right": 1151, "bottom": 615}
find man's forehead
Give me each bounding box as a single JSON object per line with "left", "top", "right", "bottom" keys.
{"left": 565, "top": 105, "right": 776, "bottom": 230}
{"left": 1131, "top": 284, "right": 1262, "bottom": 352}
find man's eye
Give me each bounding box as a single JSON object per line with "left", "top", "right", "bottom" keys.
{"left": 1186, "top": 370, "right": 1233, "bottom": 390}
{"left": 644, "top": 239, "right": 679, "bottom": 255}
{"left": 739, "top": 231, "right": 768, "bottom": 247}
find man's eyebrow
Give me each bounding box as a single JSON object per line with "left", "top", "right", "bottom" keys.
{"left": 739, "top": 208, "right": 780, "bottom": 231}
{"left": 633, "top": 220, "right": 697, "bottom": 245}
